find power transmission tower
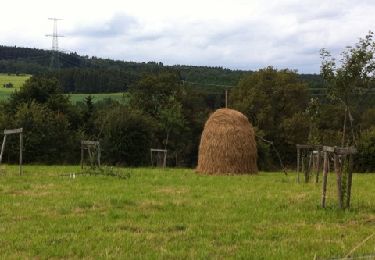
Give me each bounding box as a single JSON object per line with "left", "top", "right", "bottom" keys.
{"left": 46, "top": 18, "right": 63, "bottom": 70}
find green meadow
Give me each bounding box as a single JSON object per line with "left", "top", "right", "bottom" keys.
{"left": 0, "top": 166, "right": 374, "bottom": 259}
{"left": 0, "top": 74, "right": 127, "bottom": 103}
{"left": 0, "top": 73, "right": 31, "bottom": 100}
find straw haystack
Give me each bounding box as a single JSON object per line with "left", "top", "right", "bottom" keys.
{"left": 197, "top": 108, "right": 258, "bottom": 174}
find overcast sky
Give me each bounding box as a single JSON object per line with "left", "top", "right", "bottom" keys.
{"left": 1, "top": 0, "right": 374, "bottom": 73}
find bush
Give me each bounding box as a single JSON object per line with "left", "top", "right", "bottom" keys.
{"left": 356, "top": 127, "right": 375, "bottom": 172}
{"left": 97, "top": 106, "right": 155, "bottom": 166}
{"left": 12, "top": 102, "right": 78, "bottom": 163}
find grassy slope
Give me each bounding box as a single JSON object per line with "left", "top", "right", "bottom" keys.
{"left": 0, "top": 74, "right": 126, "bottom": 103}
{"left": 0, "top": 166, "right": 374, "bottom": 259}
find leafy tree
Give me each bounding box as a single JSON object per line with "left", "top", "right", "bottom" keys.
{"left": 305, "top": 97, "right": 321, "bottom": 144}
{"left": 158, "top": 96, "right": 185, "bottom": 148}
{"left": 97, "top": 106, "right": 155, "bottom": 166}
{"left": 230, "top": 67, "right": 309, "bottom": 165}
{"left": 8, "top": 76, "right": 70, "bottom": 114}
{"left": 12, "top": 102, "right": 77, "bottom": 163}
{"left": 355, "top": 127, "right": 375, "bottom": 172}
{"left": 81, "top": 95, "right": 96, "bottom": 137}
{"left": 129, "top": 72, "right": 183, "bottom": 117}
{"left": 320, "top": 31, "right": 375, "bottom": 146}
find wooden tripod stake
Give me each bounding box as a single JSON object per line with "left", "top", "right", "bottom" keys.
{"left": 80, "top": 141, "right": 101, "bottom": 169}
{"left": 321, "top": 146, "right": 357, "bottom": 209}
{"left": 0, "top": 128, "right": 23, "bottom": 175}
{"left": 296, "top": 144, "right": 322, "bottom": 183}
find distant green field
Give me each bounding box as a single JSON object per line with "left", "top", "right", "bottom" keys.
{"left": 0, "top": 73, "right": 31, "bottom": 100}
{"left": 0, "top": 74, "right": 127, "bottom": 103}
{"left": 68, "top": 92, "right": 129, "bottom": 104}
{"left": 0, "top": 166, "right": 374, "bottom": 259}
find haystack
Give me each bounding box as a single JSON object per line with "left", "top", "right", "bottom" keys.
{"left": 197, "top": 108, "right": 258, "bottom": 174}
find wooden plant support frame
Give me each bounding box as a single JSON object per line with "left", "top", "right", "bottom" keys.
{"left": 0, "top": 128, "right": 23, "bottom": 175}
{"left": 80, "top": 141, "right": 101, "bottom": 169}
{"left": 150, "top": 148, "right": 167, "bottom": 168}
{"left": 296, "top": 144, "right": 323, "bottom": 183}
{"left": 321, "top": 146, "right": 357, "bottom": 209}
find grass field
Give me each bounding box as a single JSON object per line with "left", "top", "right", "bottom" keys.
{"left": 0, "top": 74, "right": 127, "bottom": 103}
{"left": 0, "top": 73, "right": 31, "bottom": 101}
{"left": 0, "top": 166, "right": 374, "bottom": 259}
{"left": 68, "top": 92, "right": 129, "bottom": 104}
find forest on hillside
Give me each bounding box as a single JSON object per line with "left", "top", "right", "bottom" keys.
{"left": 0, "top": 45, "right": 322, "bottom": 94}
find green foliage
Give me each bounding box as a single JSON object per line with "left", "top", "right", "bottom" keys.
{"left": 305, "top": 97, "right": 321, "bottom": 144}
{"left": 360, "top": 108, "right": 375, "bottom": 130}
{"left": 11, "top": 102, "right": 77, "bottom": 163}
{"left": 321, "top": 32, "right": 375, "bottom": 105}
{"left": 8, "top": 76, "right": 70, "bottom": 113}
{"left": 97, "top": 106, "right": 155, "bottom": 166}
{"left": 230, "top": 67, "right": 309, "bottom": 165}
{"left": 356, "top": 127, "right": 375, "bottom": 172}
{"left": 130, "top": 72, "right": 183, "bottom": 117}
{"left": 320, "top": 31, "right": 375, "bottom": 146}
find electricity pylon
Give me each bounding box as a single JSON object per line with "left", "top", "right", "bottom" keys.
{"left": 46, "top": 18, "right": 63, "bottom": 69}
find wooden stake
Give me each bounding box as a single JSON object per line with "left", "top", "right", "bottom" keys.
{"left": 19, "top": 132, "right": 23, "bottom": 176}
{"left": 307, "top": 153, "right": 313, "bottom": 183}
{"left": 225, "top": 89, "right": 228, "bottom": 108}
{"left": 297, "top": 147, "right": 300, "bottom": 183}
{"left": 0, "top": 135, "right": 7, "bottom": 164}
{"left": 321, "top": 151, "right": 329, "bottom": 208}
{"left": 315, "top": 151, "right": 321, "bottom": 183}
{"left": 97, "top": 143, "right": 101, "bottom": 168}
{"left": 335, "top": 155, "right": 343, "bottom": 209}
{"left": 346, "top": 154, "right": 353, "bottom": 209}
{"left": 80, "top": 144, "right": 84, "bottom": 169}
{"left": 163, "top": 150, "right": 167, "bottom": 168}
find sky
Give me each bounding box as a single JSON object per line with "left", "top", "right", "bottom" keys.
{"left": 0, "top": 0, "right": 374, "bottom": 73}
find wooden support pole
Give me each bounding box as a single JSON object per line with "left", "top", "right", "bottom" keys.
{"left": 19, "top": 132, "right": 23, "bottom": 176}
{"left": 87, "top": 147, "right": 93, "bottom": 168}
{"left": 97, "top": 143, "right": 101, "bottom": 168}
{"left": 345, "top": 154, "right": 353, "bottom": 209}
{"left": 163, "top": 151, "right": 167, "bottom": 168}
{"left": 335, "top": 155, "right": 343, "bottom": 209}
{"left": 0, "top": 135, "right": 7, "bottom": 164}
{"left": 80, "top": 144, "right": 84, "bottom": 169}
{"left": 306, "top": 153, "right": 313, "bottom": 183}
{"left": 301, "top": 152, "right": 305, "bottom": 182}
{"left": 225, "top": 89, "right": 228, "bottom": 108}
{"left": 321, "top": 151, "right": 328, "bottom": 208}
{"left": 315, "top": 151, "right": 321, "bottom": 183}
{"left": 297, "top": 147, "right": 300, "bottom": 183}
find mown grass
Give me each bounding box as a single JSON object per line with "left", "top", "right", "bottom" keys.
{"left": 0, "top": 74, "right": 127, "bottom": 103}
{"left": 0, "top": 166, "right": 374, "bottom": 259}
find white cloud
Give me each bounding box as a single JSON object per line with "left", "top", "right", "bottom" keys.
{"left": 0, "top": 0, "right": 374, "bottom": 73}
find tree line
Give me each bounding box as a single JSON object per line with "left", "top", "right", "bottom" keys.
{"left": 0, "top": 45, "right": 323, "bottom": 93}
{"left": 0, "top": 33, "right": 374, "bottom": 171}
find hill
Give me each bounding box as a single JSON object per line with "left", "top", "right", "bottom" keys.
{"left": 0, "top": 45, "right": 323, "bottom": 94}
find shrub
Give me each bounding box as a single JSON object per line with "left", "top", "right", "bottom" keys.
{"left": 356, "top": 127, "right": 375, "bottom": 172}
{"left": 97, "top": 106, "right": 155, "bottom": 166}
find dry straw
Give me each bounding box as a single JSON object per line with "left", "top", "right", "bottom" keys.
{"left": 197, "top": 108, "right": 258, "bottom": 174}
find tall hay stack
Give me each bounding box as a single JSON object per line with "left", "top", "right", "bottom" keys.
{"left": 197, "top": 108, "right": 258, "bottom": 174}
